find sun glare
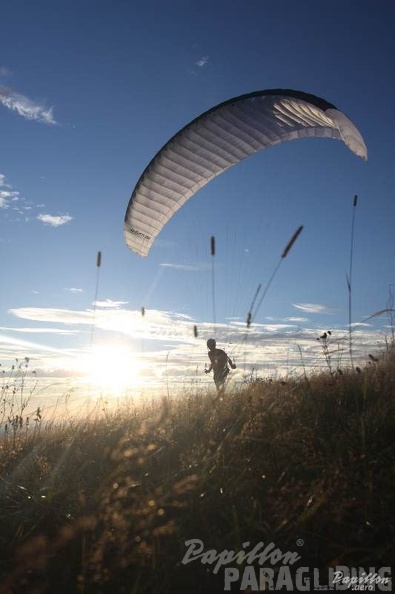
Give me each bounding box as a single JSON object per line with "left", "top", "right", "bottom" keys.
{"left": 83, "top": 343, "right": 144, "bottom": 394}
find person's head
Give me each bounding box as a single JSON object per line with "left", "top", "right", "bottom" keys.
{"left": 207, "top": 338, "right": 216, "bottom": 351}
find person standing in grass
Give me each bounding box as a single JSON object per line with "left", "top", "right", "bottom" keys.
{"left": 205, "top": 338, "right": 236, "bottom": 393}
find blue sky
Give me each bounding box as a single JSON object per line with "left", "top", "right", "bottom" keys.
{"left": 1, "top": 1, "right": 394, "bottom": 409}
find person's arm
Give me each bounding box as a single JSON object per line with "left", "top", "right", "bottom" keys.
{"left": 228, "top": 355, "right": 236, "bottom": 369}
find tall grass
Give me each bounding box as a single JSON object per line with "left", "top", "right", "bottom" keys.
{"left": 347, "top": 195, "right": 358, "bottom": 368}
{"left": 1, "top": 358, "right": 42, "bottom": 444}
{"left": 0, "top": 350, "right": 394, "bottom": 593}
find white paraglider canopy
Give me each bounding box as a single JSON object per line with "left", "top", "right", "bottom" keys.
{"left": 124, "top": 89, "right": 367, "bottom": 257}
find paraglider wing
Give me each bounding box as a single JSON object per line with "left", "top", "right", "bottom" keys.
{"left": 124, "top": 89, "right": 367, "bottom": 257}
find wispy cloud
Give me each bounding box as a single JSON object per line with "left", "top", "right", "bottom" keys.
{"left": 93, "top": 299, "right": 129, "bottom": 309}
{"left": 286, "top": 316, "right": 309, "bottom": 323}
{"left": 2, "top": 175, "right": 74, "bottom": 226}
{"left": 7, "top": 306, "right": 199, "bottom": 348}
{"left": 292, "top": 303, "right": 334, "bottom": 314}
{"left": 65, "top": 287, "right": 83, "bottom": 294}
{"left": 0, "top": 333, "right": 64, "bottom": 358}
{"left": 161, "top": 262, "right": 209, "bottom": 271}
{"left": 195, "top": 56, "right": 209, "bottom": 68}
{"left": 37, "top": 214, "right": 73, "bottom": 227}
{"left": 0, "top": 326, "right": 77, "bottom": 335}
{"left": 0, "top": 173, "right": 20, "bottom": 209}
{"left": 0, "top": 85, "right": 56, "bottom": 124}
{"left": 9, "top": 307, "right": 93, "bottom": 326}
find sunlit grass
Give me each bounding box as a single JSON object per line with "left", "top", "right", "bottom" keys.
{"left": 0, "top": 349, "right": 394, "bottom": 592}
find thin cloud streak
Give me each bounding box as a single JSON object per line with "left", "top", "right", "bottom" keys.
{"left": 0, "top": 86, "right": 56, "bottom": 124}
{"left": 0, "top": 326, "right": 77, "bottom": 335}
{"left": 293, "top": 303, "right": 334, "bottom": 314}
{"left": 94, "top": 299, "right": 129, "bottom": 308}
{"left": 9, "top": 307, "right": 92, "bottom": 326}
{"left": 161, "top": 262, "right": 210, "bottom": 271}
{"left": 37, "top": 214, "right": 73, "bottom": 227}
{"left": 7, "top": 306, "right": 196, "bottom": 344}
{"left": 0, "top": 332, "right": 72, "bottom": 355}
{"left": 65, "top": 287, "right": 84, "bottom": 294}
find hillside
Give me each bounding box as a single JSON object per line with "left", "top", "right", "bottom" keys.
{"left": 0, "top": 352, "right": 394, "bottom": 593}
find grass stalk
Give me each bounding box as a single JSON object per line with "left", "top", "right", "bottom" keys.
{"left": 210, "top": 236, "right": 216, "bottom": 333}
{"left": 347, "top": 195, "right": 358, "bottom": 368}
{"left": 248, "top": 225, "right": 303, "bottom": 326}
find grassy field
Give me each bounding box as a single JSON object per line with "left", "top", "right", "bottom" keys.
{"left": 0, "top": 350, "right": 394, "bottom": 593}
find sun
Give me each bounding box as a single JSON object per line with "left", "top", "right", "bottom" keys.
{"left": 83, "top": 343, "right": 144, "bottom": 394}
